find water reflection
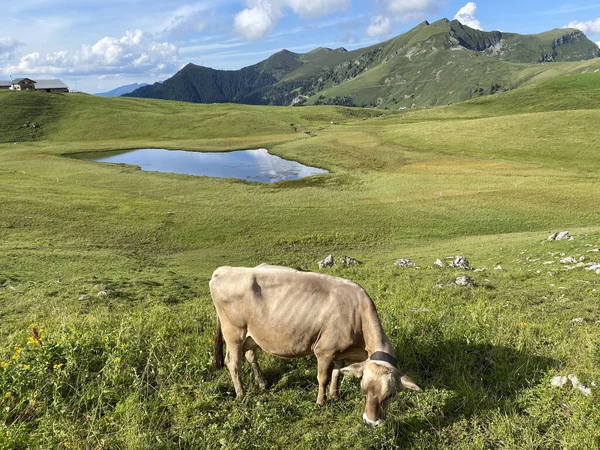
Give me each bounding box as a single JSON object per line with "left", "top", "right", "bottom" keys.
{"left": 76, "top": 148, "right": 328, "bottom": 183}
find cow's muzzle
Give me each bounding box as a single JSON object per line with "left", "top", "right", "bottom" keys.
{"left": 363, "top": 412, "right": 383, "bottom": 427}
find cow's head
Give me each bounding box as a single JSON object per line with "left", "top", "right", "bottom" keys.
{"left": 341, "top": 360, "right": 420, "bottom": 426}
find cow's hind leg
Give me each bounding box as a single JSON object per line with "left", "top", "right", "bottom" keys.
{"left": 316, "top": 356, "right": 334, "bottom": 406}
{"left": 244, "top": 337, "right": 268, "bottom": 390}
{"left": 329, "top": 361, "right": 343, "bottom": 401}
{"left": 224, "top": 341, "right": 245, "bottom": 399}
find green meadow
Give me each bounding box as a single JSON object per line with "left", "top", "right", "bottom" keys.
{"left": 1, "top": 74, "right": 599, "bottom": 449}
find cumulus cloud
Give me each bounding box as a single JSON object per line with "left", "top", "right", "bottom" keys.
{"left": 367, "top": 16, "right": 392, "bottom": 37}
{"left": 566, "top": 18, "right": 600, "bottom": 34}
{"left": 234, "top": 0, "right": 348, "bottom": 40}
{"left": 454, "top": 2, "right": 482, "bottom": 30}
{"left": 6, "top": 30, "right": 177, "bottom": 76}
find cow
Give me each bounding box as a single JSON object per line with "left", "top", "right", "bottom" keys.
{"left": 210, "top": 264, "right": 421, "bottom": 426}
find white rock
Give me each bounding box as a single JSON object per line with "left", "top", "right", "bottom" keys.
{"left": 454, "top": 276, "right": 474, "bottom": 287}
{"left": 339, "top": 256, "right": 360, "bottom": 266}
{"left": 543, "top": 261, "right": 555, "bottom": 265}
{"left": 78, "top": 295, "right": 89, "bottom": 300}
{"left": 579, "top": 256, "right": 586, "bottom": 262}
{"left": 434, "top": 259, "right": 445, "bottom": 268}
{"left": 97, "top": 291, "right": 108, "bottom": 297}
{"left": 318, "top": 255, "right": 334, "bottom": 268}
{"left": 494, "top": 265, "right": 503, "bottom": 271}
{"left": 571, "top": 318, "right": 584, "bottom": 323}
{"left": 450, "top": 256, "right": 470, "bottom": 269}
{"left": 560, "top": 257, "right": 577, "bottom": 264}
{"left": 395, "top": 258, "right": 417, "bottom": 268}
{"left": 548, "top": 231, "right": 571, "bottom": 241}
{"left": 551, "top": 375, "right": 568, "bottom": 387}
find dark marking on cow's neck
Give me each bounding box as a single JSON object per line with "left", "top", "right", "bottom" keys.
{"left": 370, "top": 351, "right": 397, "bottom": 368}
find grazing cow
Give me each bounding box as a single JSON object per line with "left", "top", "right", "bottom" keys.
{"left": 210, "top": 264, "right": 420, "bottom": 426}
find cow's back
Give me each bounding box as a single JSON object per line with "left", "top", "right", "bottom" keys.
{"left": 209, "top": 266, "right": 369, "bottom": 358}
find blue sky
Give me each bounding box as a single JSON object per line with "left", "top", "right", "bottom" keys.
{"left": 2, "top": 0, "right": 600, "bottom": 93}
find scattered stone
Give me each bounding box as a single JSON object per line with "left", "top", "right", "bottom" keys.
{"left": 550, "top": 374, "right": 592, "bottom": 396}
{"left": 543, "top": 261, "right": 554, "bottom": 265}
{"left": 560, "top": 257, "right": 577, "bottom": 264}
{"left": 571, "top": 317, "right": 584, "bottom": 323}
{"left": 78, "top": 295, "right": 89, "bottom": 300}
{"left": 454, "top": 276, "right": 474, "bottom": 287}
{"left": 547, "top": 231, "right": 572, "bottom": 241}
{"left": 434, "top": 283, "right": 444, "bottom": 289}
{"left": 97, "top": 291, "right": 108, "bottom": 297}
{"left": 395, "top": 258, "right": 417, "bottom": 268}
{"left": 579, "top": 256, "right": 586, "bottom": 262}
{"left": 339, "top": 256, "right": 360, "bottom": 266}
{"left": 587, "top": 248, "right": 600, "bottom": 253}
{"left": 318, "top": 255, "right": 334, "bottom": 269}
{"left": 32, "top": 123, "right": 39, "bottom": 128}
{"left": 494, "top": 265, "right": 503, "bottom": 271}
{"left": 449, "top": 256, "right": 470, "bottom": 270}
{"left": 585, "top": 263, "right": 600, "bottom": 274}
{"left": 434, "top": 259, "right": 445, "bottom": 268}
{"left": 411, "top": 307, "right": 430, "bottom": 313}
{"left": 473, "top": 268, "right": 486, "bottom": 273}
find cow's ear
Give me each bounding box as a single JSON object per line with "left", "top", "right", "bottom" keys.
{"left": 340, "top": 362, "right": 366, "bottom": 378}
{"left": 394, "top": 371, "right": 421, "bottom": 391}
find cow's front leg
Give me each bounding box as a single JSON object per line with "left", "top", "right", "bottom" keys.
{"left": 329, "top": 361, "right": 343, "bottom": 401}
{"left": 225, "top": 344, "right": 245, "bottom": 398}
{"left": 245, "top": 347, "right": 268, "bottom": 390}
{"left": 316, "top": 356, "right": 334, "bottom": 406}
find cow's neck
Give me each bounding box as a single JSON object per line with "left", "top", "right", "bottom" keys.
{"left": 362, "top": 304, "right": 395, "bottom": 357}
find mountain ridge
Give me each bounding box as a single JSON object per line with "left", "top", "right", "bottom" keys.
{"left": 124, "top": 19, "right": 599, "bottom": 108}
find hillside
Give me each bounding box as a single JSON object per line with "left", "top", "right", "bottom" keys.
{"left": 95, "top": 83, "right": 149, "bottom": 97}
{"left": 125, "top": 19, "right": 599, "bottom": 108}
{"left": 2, "top": 73, "right": 600, "bottom": 448}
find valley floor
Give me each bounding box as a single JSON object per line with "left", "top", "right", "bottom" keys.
{"left": 1, "top": 76, "right": 599, "bottom": 449}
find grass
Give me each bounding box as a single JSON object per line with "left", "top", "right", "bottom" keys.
{"left": 1, "top": 74, "right": 600, "bottom": 449}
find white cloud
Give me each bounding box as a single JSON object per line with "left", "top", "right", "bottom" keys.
{"left": 233, "top": 0, "right": 348, "bottom": 40}
{"left": 159, "top": 3, "right": 213, "bottom": 38}
{"left": 454, "top": 2, "right": 482, "bottom": 30}
{"left": 367, "top": 16, "right": 392, "bottom": 37}
{"left": 234, "top": 1, "right": 281, "bottom": 40}
{"left": 285, "top": 0, "right": 348, "bottom": 18}
{"left": 0, "top": 37, "right": 24, "bottom": 63}
{"left": 5, "top": 30, "right": 177, "bottom": 76}
{"left": 566, "top": 18, "right": 600, "bottom": 34}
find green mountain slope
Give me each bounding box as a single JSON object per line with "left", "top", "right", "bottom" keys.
{"left": 124, "top": 19, "right": 599, "bottom": 108}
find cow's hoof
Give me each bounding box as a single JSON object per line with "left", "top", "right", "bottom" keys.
{"left": 256, "top": 380, "right": 268, "bottom": 390}
{"left": 330, "top": 393, "right": 341, "bottom": 401}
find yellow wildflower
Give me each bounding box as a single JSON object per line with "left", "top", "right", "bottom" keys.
{"left": 20, "top": 364, "right": 31, "bottom": 370}
{"left": 53, "top": 363, "right": 63, "bottom": 370}
{"left": 12, "top": 347, "right": 23, "bottom": 360}
{"left": 113, "top": 357, "right": 121, "bottom": 363}
{"left": 4, "top": 392, "right": 11, "bottom": 399}
{"left": 27, "top": 336, "right": 37, "bottom": 345}
{"left": 0, "top": 361, "right": 9, "bottom": 369}
{"left": 520, "top": 322, "right": 528, "bottom": 327}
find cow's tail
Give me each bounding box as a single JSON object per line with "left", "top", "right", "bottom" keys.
{"left": 214, "top": 316, "right": 224, "bottom": 370}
